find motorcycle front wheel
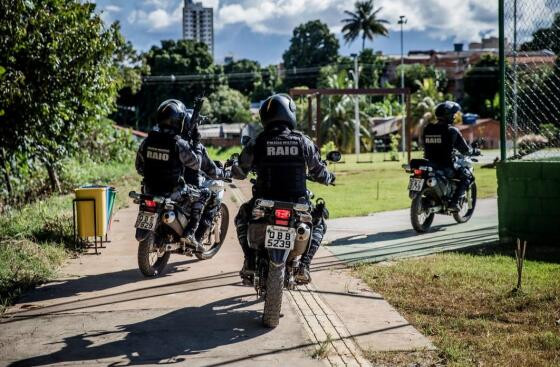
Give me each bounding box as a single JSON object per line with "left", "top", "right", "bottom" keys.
{"left": 410, "top": 188, "right": 437, "bottom": 233}
{"left": 195, "top": 203, "right": 230, "bottom": 260}
{"left": 453, "top": 182, "right": 477, "bottom": 223}
{"left": 138, "top": 232, "right": 170, "bottom": 277}
{"left": 262, "top": 263, "right": 285, "bottom": 328}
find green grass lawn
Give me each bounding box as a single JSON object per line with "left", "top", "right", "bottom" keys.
{"left": 355, "top": 246, "right": 560, "bottom": 367}
{"left": 309, "top": 152, "right": 498, "bottom": 218}
{"left": 0, "top": 157, "right": 140, "bottom": 311}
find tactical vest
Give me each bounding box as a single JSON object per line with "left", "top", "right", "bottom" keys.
{"left": 183, "top": 166, "right": 200, "bottom": 186}
{"left": 254, "top": 129, "right": 307, "bottom": 201}
{"left": 142, "top": 131, "right": 183, "bottom": 193}
{"left": 423, "top": 123, "right": 454, "bottom": 167}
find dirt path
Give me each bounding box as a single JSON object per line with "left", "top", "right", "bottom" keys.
{"left": 0, "top": 184, "right": 432, "bottom": 366}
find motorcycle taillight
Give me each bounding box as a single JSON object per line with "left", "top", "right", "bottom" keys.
{"left": 144, "top": 199, "right": 157, "bottom": 208}
{"left": 413, "top": 169, "right": 423, "bottom": 176}
{"left": 274, "top": 209, "right": 291, "bottom": 226}
{"left": 274, "top": 209, "right": 291, "bottom": 219}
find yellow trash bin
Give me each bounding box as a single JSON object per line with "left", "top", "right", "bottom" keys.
{"left": 75, "top": 186, "right": 107, "bottom": 238}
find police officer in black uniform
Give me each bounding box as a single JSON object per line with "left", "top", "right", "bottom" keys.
{"left": 136, "top": 99, "right": 215, "bottom": 252}
{"left": 232, "top": 94, "right": 335, "bottom": 284}
{"left": 182, "top": 122, "right": 229, "bottom": 247}
{"left": 422, "top": 101, "right": 480, "bottom": 211}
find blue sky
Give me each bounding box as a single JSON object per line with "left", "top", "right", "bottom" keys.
{"left": 92, "top": 0, "right": 505, "bottom": 66}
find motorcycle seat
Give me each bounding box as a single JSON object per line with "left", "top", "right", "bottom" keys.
{"left": 409, "top": 159, "right": 432, "bottom": 169}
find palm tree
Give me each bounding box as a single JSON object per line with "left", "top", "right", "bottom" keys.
{"left": 342, "top": 0, "right": 389, "bottom": 50}
{"left": 321, "top": 70, "right": 373, "bottom": 153}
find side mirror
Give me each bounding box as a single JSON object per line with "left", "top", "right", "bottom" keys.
{"left": 241, "top": 135, "right": 251, "bottom": 147}
{"left": 326, "top": 151, "right": 342, "bottom": 162}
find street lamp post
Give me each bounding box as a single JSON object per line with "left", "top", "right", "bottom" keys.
{"left": 351, "top": 53, "right": 360, "bottom": 159}
{"left": 398, "top": 15, "right": 407, "bottom": 160}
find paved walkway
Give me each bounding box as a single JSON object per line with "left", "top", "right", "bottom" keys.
{"left": 0, "top": 183, "right": 433, "bottom": 367}
{"left": 323, "top": 199, "right": 498, "bottom": 264}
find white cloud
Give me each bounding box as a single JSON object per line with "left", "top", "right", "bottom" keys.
{"left": 127, "top": 1, "right": 182, "bottom": 32}
{"left": 104, "top": 4, "right": 121, "bottom": 12}
{"left": 212, "top": 0, "right": 505, "bottom": 42}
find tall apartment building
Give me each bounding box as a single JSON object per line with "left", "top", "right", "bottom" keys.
{"left": 183, "top": 0, "right": 214, "bottom": 56}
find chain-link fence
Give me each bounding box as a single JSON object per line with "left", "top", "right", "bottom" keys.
{"left": 503, "top": 0, "right": 560, "bottom": 161}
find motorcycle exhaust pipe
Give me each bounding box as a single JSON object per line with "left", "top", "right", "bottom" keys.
{"left": 165, "top": 243, "right": 181, "bottom": 251}
{"left": 296, "top": 223, "right": 311, "bottom": 242}
{"left": 162, "top": 211, "right": 176, "bottom": 224}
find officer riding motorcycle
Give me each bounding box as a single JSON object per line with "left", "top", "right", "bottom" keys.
{"left": 135, "top": 99, "right": 225, "bottom": 252}
{"left": 181, "top": 119, "right": 230, "bottom": 249}
{"left": 422, "top": 101, "right": 480, "bottom": 212}
{"left": 231, "top": 94, "right": 336, "bottom": 285}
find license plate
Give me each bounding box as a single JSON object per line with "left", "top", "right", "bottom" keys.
{"left": 134, "top": 211, "right": 159, "bottom": 231}
{"left": 264, "top": 226, "right": 296, "bottom": 250}
{"left": 408, "top": 178, "right": 425, "bottom": 192}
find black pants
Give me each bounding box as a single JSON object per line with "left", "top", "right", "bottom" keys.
{"left": 235, "top": 198, "right": 326, "bottom": 267}
{"left": 195, "top": 196, "right": 219, "bottom": 241}
{"left": 184, "top": 187, "right": 211, "bottom": 236}
{"left": 439, "top": 166, "right": 473, "bottom": 203}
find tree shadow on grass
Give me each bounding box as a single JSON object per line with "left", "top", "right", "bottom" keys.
{"left": 457, "top": 241, "right": 560, "bottom": 264}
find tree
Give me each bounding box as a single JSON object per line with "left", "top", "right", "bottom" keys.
{"left": 111, "top": 23, "right": 148, "bottom": 128}
{"left": 0, "top": 0, "right": 122, "bottom": 192}
{"left": 319, "top": 70, "right": 373, "bottom": 153}
{"left": 137, "top": 39, "right": 219, "bottom": 130}
{"left": 520, "top": 12, "right": 560, "bottom": 55}
{"left": 341, "top": 0, "right": 389, "bottom": 51}
{"left": 282, "top": 20, "right": 340, "bottom": 88}
{"left": 203, "top": 85, "right": 252, "bottom": 124}
{"left": 358, "top": 48, "right": 385, "bottom": 88}
{"left": 251, "top": 65, "right": 281, "bottom": 102}
{"left": 223, "top": 59, "right": 261, "bottom": 97}
{"left": 463, "top": 54, "right": 499, "bottom": 117}
{"left": 411, "top": 78, "right": 449, "bottom": 132}
{"left": 394, "top": 63, "right": 448, "bottom": 93}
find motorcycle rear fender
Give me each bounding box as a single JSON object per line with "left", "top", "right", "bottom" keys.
{"left": 409, "top": 191, "right": 418, "bottom": 199}
{"left": 135, "top": 228, "right": 152, "bottom": 241}
{"left": 267, "top": 248, "right": 290, "bottom": 266}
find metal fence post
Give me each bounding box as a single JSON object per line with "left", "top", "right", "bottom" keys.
{"left": 499, "top": 0, "right": 507, "bottom": 161}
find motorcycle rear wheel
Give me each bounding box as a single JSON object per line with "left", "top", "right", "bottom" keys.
{"left": 262, "top": 263, "right": 285, "bottom": 328}
{"left": 138, "top": 233, "right": 170, "bottom": 277}
{"left": 453, "top": 182, "right": 477, "bottom": 223}
{"left": 411, "top": 188, "right": 437, "bottom": 233}
{"left": 195, "top": 203, "right": 229, "bottom": 260}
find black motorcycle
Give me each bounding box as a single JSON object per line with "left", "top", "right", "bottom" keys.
{"left": 239, "top": 151, "right": 340, "bottom": 328}
{"left": 403, "top": 148, "right": 481, "bottom": 233}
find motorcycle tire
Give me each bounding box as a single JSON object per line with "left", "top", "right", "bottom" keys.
{"left": 137, "top": 233, "right": 170, "bottom": 277}
{"left": 411, "top": 188, "right": 437, "bottom": 233}
{"left": 262, "top": 263, "right": 285, "bottom": 328}
{"left": 195, "top": 203, "right": 229, "bottom": 260}
{"left": 453, "top": 182, "right": 477, "bottom": 224}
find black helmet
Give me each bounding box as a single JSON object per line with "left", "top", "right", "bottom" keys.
{"left": 259, "top": 94, "right": 297, "bottom": 130}
{"left": 156, "top": 99, "right": 191, "bottom": 133}
{"left": 435, "top": 101, "right": 462, "bottom": 125}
